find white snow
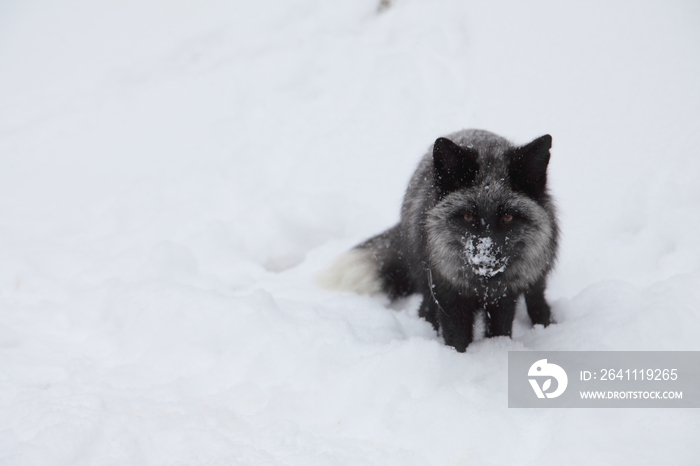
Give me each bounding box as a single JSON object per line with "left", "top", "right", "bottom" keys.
{"left": 1, "top": 0, "right": 699, "bottom": 465}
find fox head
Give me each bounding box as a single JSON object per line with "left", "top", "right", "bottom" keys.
{"left": 424, "top": 130, "right": 558, "bottom": 294}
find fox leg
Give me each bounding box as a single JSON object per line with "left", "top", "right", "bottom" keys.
{"left": 524, "top": 278, "right": 552, "bottom": 326}
{"left": 485, "top": 294, "right": 519, "bottom": 338}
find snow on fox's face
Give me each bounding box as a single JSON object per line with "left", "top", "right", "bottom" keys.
{"left": 464, "top": 236, "right": 508, "bottom": 278}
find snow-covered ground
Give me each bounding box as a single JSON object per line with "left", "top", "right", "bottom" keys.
{"left": 1, "top": 1, "right": 699, "bottom": 464}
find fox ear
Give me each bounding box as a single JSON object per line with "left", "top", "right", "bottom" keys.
{"left": 433, "top": 137, "right": 479, "bottom": 196}
{"left": 508, "top": 134, "right": 552, "bottom": 199}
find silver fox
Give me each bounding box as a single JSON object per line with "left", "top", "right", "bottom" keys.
{"left": 319, "top": 129, "right": 559, "bottom": 352}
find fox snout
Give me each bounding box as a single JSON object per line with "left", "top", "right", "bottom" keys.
{"left": 464, "top": 235, "right": 508, "bottom": 278}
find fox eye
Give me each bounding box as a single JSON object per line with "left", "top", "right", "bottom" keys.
{"left": 502, "top": 213, "right": 514, "bottom": 223}
{"left": 464, "top": 213, "right": 474, "bottom": 222}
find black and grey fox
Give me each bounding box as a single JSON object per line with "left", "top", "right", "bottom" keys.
{"left": 319, "top": 129, "right": 559, "bottom": 352}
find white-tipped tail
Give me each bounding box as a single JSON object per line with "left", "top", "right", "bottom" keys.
{"left": 316, "top": 248, "right": 383, "bottom": 295}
